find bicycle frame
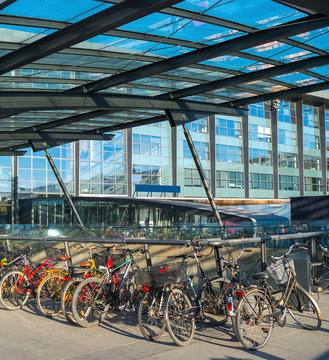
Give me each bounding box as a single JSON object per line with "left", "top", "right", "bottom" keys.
{"left": 17, "top": 258, "right": 54, "bottom": 293}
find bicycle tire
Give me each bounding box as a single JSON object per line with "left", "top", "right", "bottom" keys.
{"left": 287, "top": 285, "right": 321, "bottom": 330}
{"left": 61, "top": 276, "right": 84, "bottom": 324}
{"left": 235, "top": 289, "right": 274, "bottom": 351}
{"left": 72, "top": 276, "right": 109, "bottom": 328}
{"left": 138, "top": 290, "right": 166, "bottom": 341}
{"left": 0, "top": 270, "right": 31, "bottom": 310}
{"left": 36, "top": 272, "right": 66, "bottom": 317}
{"left": 163, "top": 287, "right": 195, "bottom": 346}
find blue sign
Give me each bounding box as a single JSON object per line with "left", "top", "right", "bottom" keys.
{"left": 135, "top": 184, "right": 180, "bottom": 193}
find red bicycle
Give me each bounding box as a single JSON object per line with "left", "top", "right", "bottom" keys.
{"left": 0, "top": 246, "right": 69, "bottom": 310}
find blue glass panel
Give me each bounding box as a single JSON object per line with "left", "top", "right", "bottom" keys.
{"left": 2, "top": 0, "right": 110, "bottom": 22}
{"left": 273, "top": 72, "right": 324, "bottom": 86}
{"left": 312, "top": 65, "right": 329, "bottom": 77}
{"left": 201, "top": 55, "right": 256, "bottom": 70}
{"left": 290, "top": 28, "right": 329, "bottom": 53}
{"left": 176, "top": 0, "right": 306, "bottom": 29}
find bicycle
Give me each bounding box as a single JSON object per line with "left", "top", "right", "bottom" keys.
{"left": 0, "top": 246, "right": 66, "bottom": 310}
{"left": 71, "top": 247, "right": 144, "bottom": 328}
{"left": 36, "top": 244, "right": 106, "bottom": 318}
{"left": 60, "top": 244, "right": 117, "bottom": 323}
{"left": 136, "top": 259, "right": 188, "bottom": 341}
{"left": 0, "top": 244, "right": 30, "bottom": 278}
{"left": 311, "top": 243, "right": 329, "bottom": 296}
{"left": 163, "top": 242, "right": 249, "bottom": 346}
{"left": 235, "top": 243, "right": 322, "bottom": 351}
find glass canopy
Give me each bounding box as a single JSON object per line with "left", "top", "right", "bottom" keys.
{"left": 0, "top": 0, "right": 328, "bottom": 153}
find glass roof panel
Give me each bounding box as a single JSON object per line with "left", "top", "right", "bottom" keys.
{"left": 119, "top": 12, "right": 246, "bottom": 44}
{"left": 2, "top": 0, "right": 111, "bottom": 22}
{"left": 290, "top": 27, "right": 329, "bottom": 53}
{"left": 311, "top": 65, "right": 329, "bottom": 78}
{"left": 201, "top": 55, "right": 260, "bottom": 70}
{"left": 176, "top": 0, "right": 307, "bottom": 29}
{"left": 273, "top": 72, "right": 324, "bottom": 86}
{"left": 244, "top": 41, "right": 317, "bottom": 63}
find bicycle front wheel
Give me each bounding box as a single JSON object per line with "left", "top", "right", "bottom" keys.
{"left": 61, "top": 276, "right": 84, "bottom": 324}
{"left": 163, "top": 287, "right": 195, "bottom": 346}
{"left": 287, "top": 285, "right": 321, "bottom": 330}
{"left": 235, "top": 289, "right": 274, "bottom": 351}
{"left": 138, "top": 289, "right": 166, "bottom": 341}
{"left": 0, "top": 270, "right": 31, "bottom": 310}
{"left": 72, "top": 277, "right": 109, "bottom": 328}
{"left": 37, "top": 273, "right": 66, "bottom": 317}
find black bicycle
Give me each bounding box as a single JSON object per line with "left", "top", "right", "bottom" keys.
{"left": 311, "top": 243, "right": 329, "bottom": 296}
{"left": 235, "top": 243, "right": 321, "bottom": 351}
{"left": 163, "top": 241, "right": 250, "bottom": 346}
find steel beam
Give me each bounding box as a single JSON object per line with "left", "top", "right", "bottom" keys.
{"left": 71, "top": 15, "right": 329, "bottom": 93}
{"left": 158, "top": 54, "right": 329, "bottom": 100}
{"left": 0, "top": 150, "right": 26, "bottom": 156}
{"left": 223, "top": 81, "right": 329, "bottom": 107}
{"left": 45, "top": 149, "right": 84, "bottom": 228}
{"left": 0, "top": 0, "right": 184, "bottom": 76}
{"left": 0, "top": 131, "right": 114, "bottom": 141}
{"left": 0, "top": 92, "right": 247, "bottom": 116}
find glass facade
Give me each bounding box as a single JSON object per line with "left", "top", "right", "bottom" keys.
{"left": 303, "top": 105, "right": 322, "bottom": 196}
{"left": 248, "top": 103, "right": 274, "bottom": 198}
{"left": 2, "top": 100, "right": 329, "bottom": 208}
{"left": 277, "top": 100, "right": 300, "bottom": 198}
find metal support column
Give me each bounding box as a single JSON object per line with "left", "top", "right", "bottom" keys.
{"left": 45, "top": 149, "right": 84, "bottom": 228}
{"left": 261, "top": 240, "right": 267, "bottom": 271}
{"left": 182, "top": 123, "right": 224, "bottom": 276}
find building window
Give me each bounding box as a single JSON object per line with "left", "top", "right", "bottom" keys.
{"left": 249, "top": 148, "right": 272, "bottom": 166}
{"left": 304, "top": 155, "right": 321, "bottom": 171}
{"left": 305, "top": 177, "right": 322, "bottom": 192}
{"left": 278, "top": 152, "right": 298, "bottom": 168}
{"left": 279, "top": 175, "right": 299, "bottom": 191}
{"left": 278, "top": 129, "right": 297, "bottom": 146}
{"left": 250, "top": 173, "right": 273, "bottom": 190}
{"left": 215, "top": 144, "right": 243, "bottom": 163}
{"left": 249, "top": 124, "right": 271, "bottom": 142}
{"left": 184, "top": 168, "right": 210, "bottom": 187}
{"left": 133, "top": 134, "right": 161, "bottom": 156}
{"left": 216, "top": 171, "right": 244, "bottom": 189}
{"left": 277, "top": 100, "right": 296, "bottom": 124}
{"left": 303, "top": 133, "right": 320, "bottom": 150}
{"left": 183, "top": 140, "right": 209, "bottom": 160}
{"left": 133, "top": 165, "right": 161, "bottom": 185}
{"left": 215, "top": 116, "right": 242, "bottom": 138}
{"left": 249, "top": 103, "right": 271, "bottom": 119}
{"left": 303, "top": 105, "right": 319, "bottom": 128}
{"left": 185, "top": 118, "right": 208, "bottom": 133}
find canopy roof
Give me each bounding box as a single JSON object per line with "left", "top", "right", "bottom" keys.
{"left": 1, "top": 0, "right": 329, "bottom": 153}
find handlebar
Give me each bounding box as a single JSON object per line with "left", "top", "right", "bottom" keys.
{"left": 318, "top": 244, "right": 328, "bottom": 253}
{"left": 271, "top": 243, "right": 307, "bottom": 261}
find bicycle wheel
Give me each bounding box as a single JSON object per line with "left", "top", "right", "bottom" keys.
{"left": 138, "top": 289, "right": 166, "bottom": 341}
{"left": 61, "top": 276, "right": 84, "bottom": 324}
{"left": 312, "top": 265, "right": 329, "bottom": 294}
{"left": 235, "top": 289, "right": 274, "bottom": 351}
{"left": 163, "top": 287, "right": 195, "bottom": 346}
{"left": 287, "top": 285, "right": 321, "bottom": 330}
{"left": 72, "top": 277, "right": 109, "bottom": 328}
{"left": 36, "top": 273, "right": 66, "bottom": 317}
{"left": 0, "top": 270, "right": 31, "bottom": 310}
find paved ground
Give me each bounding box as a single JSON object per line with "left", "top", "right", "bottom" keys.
{"left": 0, "top": 291, "right": 328, "bottom": 360}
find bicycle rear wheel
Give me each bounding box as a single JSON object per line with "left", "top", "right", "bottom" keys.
{"left": 138, "top": 289, "right": 166, "bottom": 341}
{"left": 61, "top": 276, "right": 84, "bottom": 324}
{"left": 287, "top": 285, "right": 321, "bottom": 330}
{"left": 163, "top": 287, "right": 195, "bottom": 346}
{"left": 36, "top": 273, "right": 66, "bottom": 317}
{"left": 72, "top": 277, "right": 109, "bottom": 328}
{"left": 0, "top": 270, "right": 31, "bottom": 310}
{"left": 235, "top": 289, "right": 273, "bottom": 351}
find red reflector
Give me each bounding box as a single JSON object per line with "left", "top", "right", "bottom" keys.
{"left": 141, "top": 286, "right": 150, "bottom": 291}
{"left": 228, "top": 303, "right": 233, "bottom": 311}
{"left": 236, "top": 291, "right": 245, "bottom": 297}
{"left": 159, "top": 268, "right": 168, "bottom": 273}
{"left": 64, "top": 277, "right": 70, "bottom": 281}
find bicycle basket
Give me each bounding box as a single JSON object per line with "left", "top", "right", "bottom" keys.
{"left": 135, "top": 262, "right": 187, "bottom": 288}
{"left": 45, "top": 247, "right": 65, "bottom": 262}
{"left": 92, "top": 251, "right": 110, "bottom": 267}
{"left": 267, "top": 258, "right": 295, "bottom": 284}
{"left": 108, "top": 249, "right": 127, "bottom": 269}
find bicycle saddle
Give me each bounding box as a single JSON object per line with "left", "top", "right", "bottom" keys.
{"left": 252, "top": 272, "right": 269, "bottom": 280}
